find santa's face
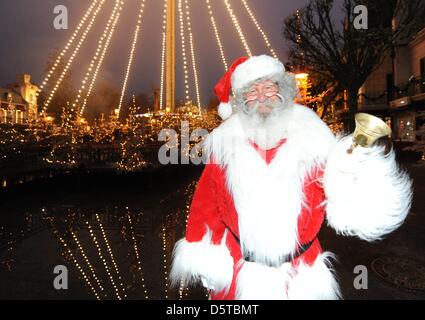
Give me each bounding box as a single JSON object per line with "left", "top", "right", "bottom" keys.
{"left": 243, "top": 80, "right": 280, "bottom": 117}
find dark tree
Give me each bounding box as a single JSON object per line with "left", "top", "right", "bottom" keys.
{"left": 86, "top": 81, "right": 120, "bottom": 120}
{"left": 284, "top": 0, "right": 425, "bottom": 130}
{"left": 41, "top": 49, "right": 76, "bottom": 118}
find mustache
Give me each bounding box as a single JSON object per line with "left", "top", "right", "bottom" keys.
{"left": 243, "top": 93, "right": 284, "bottom": 107}
{"left": 242, "top": 94, "right": 285, "bottom": 117}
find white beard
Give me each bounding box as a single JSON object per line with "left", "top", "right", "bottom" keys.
{"left": 238, "top": 100, "right": 294, "bottom": 150}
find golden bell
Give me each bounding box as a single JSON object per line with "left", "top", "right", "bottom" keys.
{"left": 347, "top": 113, "right": 392, "bottom": 154}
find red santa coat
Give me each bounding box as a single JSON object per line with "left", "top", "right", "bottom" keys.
{"left": 170, "top": 104, "right": 412, "bottom": 300}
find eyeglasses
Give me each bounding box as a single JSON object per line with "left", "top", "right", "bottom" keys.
{"left": 244, "top": 83, "right": 279, "bottom": 101}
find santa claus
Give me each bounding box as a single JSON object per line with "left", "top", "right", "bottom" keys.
{"left": 170, "top": 55, "right": 412, "bottom": 300}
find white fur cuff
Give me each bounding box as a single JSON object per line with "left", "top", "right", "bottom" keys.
{"left": 170, "top": 231, "right": 234, "bottom": 293}
{"left": 324, "top": 135, "right": 412, "bottom": 241}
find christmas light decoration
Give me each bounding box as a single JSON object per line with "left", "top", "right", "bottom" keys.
{"left": 76, "top": 0, "right": 123, "bottom": 117}
{"left": 178, "top": 0, "right": 191, "bottom": 102}
{"left": 42, "top": 0, "right": 107, "bottom": 115}
{"left": 205, "top": 0, "right": 228, "bottom": 70}
{"left": 117, "top": 0, "right": 148, "bottom": 117}
{"left": 184, "top": 0, "right": 202, "bottom": 111}
{"left": 127, "top": 214, "right": 149, "bottom": 299}
{"left": 96, "top": 214, "right": 127, "bottom": 297}
{"left": 37, "top": 0, "right": 100, "bottom": 96}
{"left": 241, "top": 0, "right": 277, "bottom": 58}
{"left": 159, "top": 0, "right": 168, "bottom": 110}
{"left": 71, "top": 230, "right": 105, "bottom": 294}
{"left": 161, "top": 225, "right": 169, "bottom": 299}
{"left": 55, "top": 232, "right": 101, "bottom": 300}
{"left": 87, "top": 221, "right": 122, "bottom": 300}
{"left": 223, "top": 0, "right": 252, "bottom": 56}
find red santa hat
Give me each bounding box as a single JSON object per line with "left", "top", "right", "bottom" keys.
{"left": 214, "top": 55, "right": 286, "bottom": 120}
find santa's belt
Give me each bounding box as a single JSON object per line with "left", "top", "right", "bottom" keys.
{"left": 222, "top": 220, "right": 316, "bottom": 267}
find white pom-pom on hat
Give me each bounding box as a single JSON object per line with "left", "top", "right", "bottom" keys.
{"left": 218, "top": 102, "right": 233, "bottom": 120}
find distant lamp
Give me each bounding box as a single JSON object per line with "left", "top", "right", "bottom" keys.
{"left": 295, "top": 73, "right": 309, "bottom": 80}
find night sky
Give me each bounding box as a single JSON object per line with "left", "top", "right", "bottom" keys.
{"left": 0, "top": 0, "right": 319, "bottom": 107}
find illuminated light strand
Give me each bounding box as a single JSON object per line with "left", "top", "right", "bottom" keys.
{"left": 184, "top": 0, "right": 202, "bottom": 112}
{"left": 205, "top": 0, "right": 228, "bottom": 70}
{"left": 132, "top": 94, "right": 137, "bottom": 111}
{"left": 178, "top": 279, "right": 185, "bottom": 300}
{"left": 57, "top": 236, "right": 101, "bottom": 300}
{"left": 161, "top": 226, "right": 169, "bottom": 299}
{"left": 223, "top": 0, "right": 252, "bottom": 56}
{"left": 71, "top": 230, "right": 105, "bottom": 294}
{"left": 95, "top": 214, "right": 127, "bottom": 298}
{"left": 117, "top": 0, "right": 148, "bottom": 117}
{"left": 87, "top": 221, "right": 122, "bottom": 300}
{"left": 178, "top": 0, "right": 191, "bottom": 102}
{"left": 240, "top": 0, "right": 277, "bottom": 58}
{"left": 37, "top": 0, "right": 100, "bottom": 95}
{"left": 74, "top": 0, "right": 122, "bottom": 116}
{"left": 42, "top": 0, "right": 107, "bottom": 115}
{"left": 159, "top": 0, "right": 168, "bottom": 110}
{"left": 80, "top": 1, "right": 124, "bottom": 117}
{"left": 127, "top": 214, "right": 149, "bottom": 299}
{"left": 178, "top": 182, "right": 197, "bottom": 299}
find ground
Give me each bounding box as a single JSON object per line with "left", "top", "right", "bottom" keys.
{"left": 0, "top": 162, "right": 424, "bottom": 300}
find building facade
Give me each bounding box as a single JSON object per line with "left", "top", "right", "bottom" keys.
{"left": 0, "top": 74, "right": 39, "bottom": 124}
{"left": 359, "top": 27, "right": 425, "bottom": 144}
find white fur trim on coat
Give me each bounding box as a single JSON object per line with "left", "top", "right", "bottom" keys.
{"left": 323, "top": 135, "right": 412, "bottom": 241}
{"left": 287, "top": 252, "right": 341, "bottom": 300}
{"left": 204, "top": 105, "right": 336, "bottom": 266}
{"left": 170, "top": 230, "right": 234, "bottom": 293}
{"left": 218, "top": 102, "right": 232, "bottom": 120}
{"left": 231, "top": 55, "right": 285, "bottom": 93}
{"left": 235, "top": 252, "right": 341, "bottom": 300}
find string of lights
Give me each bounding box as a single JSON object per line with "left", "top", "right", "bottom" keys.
{"left": 42, "top": 0, "right": 107, "bottom": 115}
{"left": 57, "top": 235, "right": 101, "bottom": 300}
{"left": 95, "top": 214, "right": 127, "bottom": 298}
{"left": 75, "top": 0, "right": 123, "bottom": 117}
{"left": 161, "top": 225, "right": 169, "bottom": 299}
{"left": 37, "top": 0, "right": 100, "bottom": 98}
{"left": 184, "top": 0, "right": 202, "bottom": 112}
{"left": 178, "top": 0, "right": 191, "bottom": 102}
{"left": 87, "top": 221, "right": 122, "bottom": 300}
{"left": 205, "top": 0, "right": 228, "bottom": 70}
{"left": 127, "top": 214, "right": 149, "bottom": 299}
{"left": 240, "top": 0, "right": 277, "bottom": 59}
{"left": 79, "top": 1, "right": 124, "bottom": 117}
{"left": 71, "top": 230, "right": 105, "bottom": 295}
{"left": 159, "top": 0, "right": 168, "bottom": 110}
{"left": 223, "top": 0, "right": 252, "bottom": 56}
{"left": 117, "top": 0, "right": 148, "bottom": 118}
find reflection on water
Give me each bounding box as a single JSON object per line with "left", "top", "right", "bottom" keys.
{"left": 0, "top": 171, "right": 207, "bottom": 300}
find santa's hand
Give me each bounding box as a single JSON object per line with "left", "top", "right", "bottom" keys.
{"left": 201, "top": 277, "right": 216, "bottom": 291}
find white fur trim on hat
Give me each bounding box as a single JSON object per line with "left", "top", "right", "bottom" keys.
{"left": 231, "top": 55, "right": 285, "bottom": 93}
{"left": 218, "top": 102, "right": 232, "bottom": 120}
